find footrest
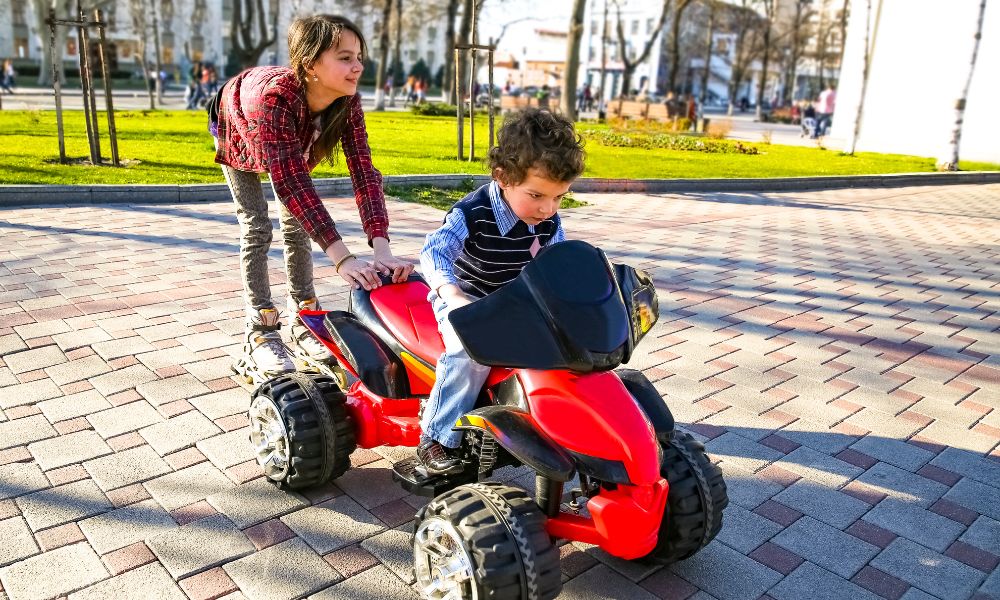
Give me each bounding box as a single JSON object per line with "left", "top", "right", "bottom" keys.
{"left": 391, "top": 457, "right": 478, "bottom": 497}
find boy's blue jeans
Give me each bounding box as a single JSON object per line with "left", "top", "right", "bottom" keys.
{"left": 420, "top": 291, "right": 491, "bottom": 448}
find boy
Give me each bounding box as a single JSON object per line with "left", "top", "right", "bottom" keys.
{"left": 416, "top": 108, "right": 586, "bottom": 475}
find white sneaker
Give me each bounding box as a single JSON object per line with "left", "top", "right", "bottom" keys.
{"left": 232, "top": 308, "right": 295, "bottom": 385}
{"left": 288, "top": 297, "right": 334, "bottom": 362}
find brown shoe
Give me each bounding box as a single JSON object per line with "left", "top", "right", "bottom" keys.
{"left": 416, "top": 440, "right": 463, "bottom": 476}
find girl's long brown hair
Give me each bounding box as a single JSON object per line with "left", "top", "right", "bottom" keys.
{"left": 287, "top": 15, "right": 367, "bottom": 166}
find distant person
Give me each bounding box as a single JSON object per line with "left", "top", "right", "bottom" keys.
{"left": 685, "top": 95, "right": 697, "bottom": 128}
{"left": 739, "top": 95, "right": 749, "bottom": 112}
{"left": 813, "top": 83, "right": 836, "bottom": 138}
{"left": 664, "top": 91, "right": 680, "bottom": 119}
{"left": 186, "top": 61, "right": 205, "bottom": 110}
{"left": 537, "top": 84, "right": 551, "bottom": 110}
{"left": 1, "top": 59, "right": 14, "bottom": 94}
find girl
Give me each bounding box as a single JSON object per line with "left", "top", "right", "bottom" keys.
{"left": 212, "top": 15, "right": 413, "bottom": 383}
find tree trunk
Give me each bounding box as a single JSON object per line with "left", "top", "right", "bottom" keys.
{"left": 390, "top": 0, "right": 402, "bottom": 107}
{"left": 615, "top": 0, "right": 671, "bottom": 98}
{"left": 666, "top": 0, "right": 692, "bottom": 94}
{"left": 230, "top": 0, "right": 276, "bottom": 70}
{"left": 755, "top": 0, "right": 773, "bottom": 120}
{"left": 152, "top": 0, "right": 163, "bottom": 105}
{"left": 561, "top": 0, "right": 587, "bottom": 119}
{"left": 699, "top": 1, "right": 715, "bottom": 107}
{"left": 443, "top": 0, "right": 459, "bottom": 103}
{"left": 33, "top": 0, "right": 71, "bottom": 86}
{"left": 939, "top": 0, "right": 986, "bottom": 170}
{"left": 374, "top": 0, "right": 392, "bottom": 110}
{"left": 456, "top": 0, "right": 474, "bottom": 101}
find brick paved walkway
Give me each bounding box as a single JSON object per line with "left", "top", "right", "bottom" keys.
{"left": 0, "top": 183, "right": 998, "bottom": 600}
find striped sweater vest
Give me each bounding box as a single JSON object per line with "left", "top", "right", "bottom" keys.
{"left": 449, "top": 186, "right": 560, "bottom": 298}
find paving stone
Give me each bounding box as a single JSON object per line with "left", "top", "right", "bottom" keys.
{"left": 310, "top": 564, "right": 416, "bottom": 600}
{"left": 183, "top": 356, "right": 239, "bottom": 383}
{"left": 777, "top": 446, "right": 863, "bottom": 488}
{"left": 863, "top": 497, "right": 965, "bottom": 552}
{"left": 135, "top": 322, "right": 196, "bottom": 343}
{"left": 87, "top": 400, "right": 164, "bottom": 438}
{"left": 177, "top": 331, "right": 235, "bottom": 353}
{"left": 43, "top": 356, "right": 111, "bottom": 388}
{"left": 870, "top": 537, "right": 985, "bottom": 600}
{"left": 140, "top": 410, "right": 220, "bottom": 455}
{"left": 51, "top": 327, "right": 112, "bottom": 352}
{"left": 778, "top": 427, "right": 859, "bottom": 455}
{"left": 899, "top": 589, "right": 941, "bottom": 600}
{"left": 919, "top": 419, "right": 997, "bottom": 454}
{"left": 722, "top": 464, "right": 785, "bottom": 509}
{"left": 144, "top": 462, "right": 235, "bottom": 511}
{"left": 224, "top": 538, "right": 340, "bottom": 600}
{"left": 706, "top": 432, "right": 784, "bottom": 474}
{"left": 0, "top": 517, "right": 40, "bottom": 567}
{"left": 769, "top": 561, "right": 881, "bottom": 600}
{"left": 84, "top": 445, "right": 172, "bottom": 491}
{"left": 0, "top": 334, "right": 27, "bottom": 357}
{"left": 3, "top": 345, "right": 66, "bottom": 375}
{"left": 978, "top": 568, "right": 1000, "bottom": 600}
{"left": 206, "top": 479, "right": 307, "bottom": 529}
{"left": 556, "top": 562, "right": 658, "bottom": 599}
{"left": 772, "top": 516, "right": 880, "bottom": 578}
{"left": 136, "top": 374, "right": 212, "bottom": 407}
{"left": 853, "top": 437, "right": 936, "bottom": 474}
{"left": 78, "top": 498, "right": 177, "bottom": 555}
{"left": 15, "top": 478, "right": 112, "bottom": 532}
{"left": 196, "top": 429, "right": 254, "bottom": 470}
{"left": 668, "top": 540, "right": 782, "bottom": 600}
{"left": 190, "top": 388, "right": 247, "bottom": 420}
{"left": 0, "top": 379, "right": 62, "bottom": 409}
{"left": 90, "top": 364, "right": 157, "bottom": 396}
{"left": 135, "top": 346, "right": 203, "bottom": 371}
{"left": 943, "top": 477, "right": 1000, "bottom": 521}
{"left": 0, "top": 464, "right": 49, "bottom": 500}
{"left": 37, "top": 390, "right": 111, "bottom": 424}
{"left": 855, "top": 462, "right": 948, "bottom": 508}
{"left": 701, "top": 405, "right": 778, "bottom": 441}
{"left": 359, "top": 526, "right": 416, "bottom": 586}
{"left": 773, "top": 480, "right": 871, "bottom": 529}
{"left": 958, "top": 515, "right": 1000, "bottom": 555}
{"left": 28, "top": 429, "right": 112, "bottom": 471}
{"left": 334, "top": 460, "right": 412, "bottom": 510}
{"left": 68, "top": 562, "right": 185, "bottom": 600}
{"left": 714, "top": 503, "right": 784, "bottom": 553}
{"left": 0, "top": 542, "right": 108, "bottom": 600}
{"left": 581, "top": 544, "right": 660, "bottom": 582}
{"left": 92, "top": 336, "right": 157, "bottom": 361}
{"left": 282, "top": 495, "right": 386, "bottom": 555}
{"left": 147, "top": 513, "right": 255, "bottom": 579}
{"left": 930, "top": 447, "right": 1000, "bottom": 488}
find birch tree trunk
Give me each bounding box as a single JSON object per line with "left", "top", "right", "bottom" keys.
{"left": 938, "top": 0, "right": 987, "bottom": 171}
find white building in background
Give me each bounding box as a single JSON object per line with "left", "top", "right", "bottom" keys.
{"left": 579, "top": 0, "right": 667, "bottom": 101}
{"left": 0, "top": 0, "right": 448, "bottom": 83}
{"left": 832, "top": 0, "right": 998, "bottom": 164}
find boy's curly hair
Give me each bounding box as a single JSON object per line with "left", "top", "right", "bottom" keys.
{"left": 488, "top": 108, "right": 585, "bottom": 185}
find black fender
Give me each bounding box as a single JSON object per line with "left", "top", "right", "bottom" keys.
{"left": 617, "top": 368, "right": 675, "bottom": 443}
{"left": 455, "top": 406, "right": 576, "bottom": 482}
{"left": 323, "top": 311, "right": 410, "bottom": 399}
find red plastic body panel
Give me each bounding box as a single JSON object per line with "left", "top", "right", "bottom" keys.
{"left": 520, "top": 370, "right": 661, "bottom": 486}
{"left": 344, "top": 381, "right": 422, "bottom": 448}
{"left": 369, "top": 281, "right": 445, "bottom": 365}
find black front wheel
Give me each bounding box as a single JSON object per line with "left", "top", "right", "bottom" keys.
{"left": 413, "top": 482, "right": 561, "bottom": 600}
{"left": 641, "top": 432, "right": 728, "bottom": 564}
{"left": 248, "top": 373, "right": 356, "bottom": 490}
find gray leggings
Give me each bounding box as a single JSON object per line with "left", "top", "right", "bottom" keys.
{"left": 220, "top": 164, "right": 316, "bottom": 318}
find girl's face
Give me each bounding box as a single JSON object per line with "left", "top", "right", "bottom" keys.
{"left": 497, "top": 167, "right": 572, "bottom": 226}
{"left": 309, "top": 29, "right": 363, "bottom": 100}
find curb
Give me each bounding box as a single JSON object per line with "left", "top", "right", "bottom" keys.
{"left": 1, "top": 171, "right": 998, "bottom": 207}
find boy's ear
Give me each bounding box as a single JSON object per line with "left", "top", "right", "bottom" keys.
{"left": 493, "top": 167, "right": 508, "bottom": 187}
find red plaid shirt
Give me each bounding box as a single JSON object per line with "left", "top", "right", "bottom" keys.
{"left": 214, "top": 66, "right": 389, "bottom": 250}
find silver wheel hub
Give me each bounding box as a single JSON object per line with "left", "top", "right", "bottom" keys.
{"left": 248, "top": 396, "right": 290, "bottom": 480}
{"left": 414, "top": 517, "right": 478, "bottom": 600}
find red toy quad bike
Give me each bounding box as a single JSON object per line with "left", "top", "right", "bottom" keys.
{"left": 247, "top": 240, "right": 727, "bottom": 599}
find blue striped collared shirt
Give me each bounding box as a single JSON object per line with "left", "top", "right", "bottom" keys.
{"left": 420, "top": 180, "right": 566, "bottom": 292}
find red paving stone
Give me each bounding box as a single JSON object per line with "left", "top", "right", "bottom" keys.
{"left": 36, "top": 523, "right": 86, "bottom": 551}
{"left": 946, "top": 541, "right": 1000, "bottom": 573}
{"left": 101, "top": 542, "right": 157, "bottom": 576}
{"left": 179, "top": 567, "right": 238, "bottom": 600}
{"left": 753, "top": 500, "right": 803, "bottom": 527}
{"left": 45, "top": 465, "right": 90, "bottom": 486}
{"left": 243, "top": 519, "right": 297, "bottom": 551}
{"left": 846, "top": 520, "right": 898, "bottom": 549}
{"left": 171, "top": 500, "right": 218, "bottom": 526}
{"left": 323, "top": 544, "right": 380, "bottom": 578}
{"left": 851, "top": 566, "right": 910, "bottom": 600}
{"left": 930, "top": 499, "right": 981, "bottom": 527}
{"left": 639, "top": 567, "right": 700, "bottom": 599}
{"left": 164, "top": 447, "right": 207, "bottom": 470}
{"left": 749, "top": 542, "right": 805, "bottom": 575}
{"left": 106, "top": 432, "right": 147, "bottom": 452}
{"left": 106, "top": 483, "right": 153, "bottom": 508}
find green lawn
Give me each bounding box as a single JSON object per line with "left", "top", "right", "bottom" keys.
{"left": 0, "top": 109, "right": 996, "bottom": 186}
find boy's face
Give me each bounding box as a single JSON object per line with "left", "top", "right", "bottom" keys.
{"left": 497, "top": 167, "right": 572, "bottom": 226}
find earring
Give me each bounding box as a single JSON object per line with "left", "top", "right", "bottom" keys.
{"left": 312, "top": 74, "right": 318, "bottom": 82}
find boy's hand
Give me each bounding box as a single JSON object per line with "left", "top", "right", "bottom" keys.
{"left": 438, "top": 284, "right": 472, "bottom": 309}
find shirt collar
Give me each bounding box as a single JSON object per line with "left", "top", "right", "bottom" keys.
{"left": 489, "top": 180, "right": 535, "bottom": 235}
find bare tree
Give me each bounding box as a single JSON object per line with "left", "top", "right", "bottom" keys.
{"left": 373, "top": 0, "right": 392, "bottom": 110}
{"left": 754, "top": 0, "right": 775, "bottom": 120}
{"left": 561, "top": 0, "right": 587, "bottom": 119}
{"left": 698, "top": 0, "right": 718, "bottom": 106}
{"left": 939, "top": 0, "right": 987, "bottom": 170}
{"left": 666, "top": 0, "right": 694, "bottom": 93}
{"left": 230, "top": 0, "right": 276, "bottom": 70}
{"left": 614, "top": 0, "right": 671, "bottom": 98}
{"left": 32, "top": 0, "right": 113, "bottom": 85}
{"left": 443, "top": 0, "right": 460, "bottom": 103}
{"left": 726, "top": 0, "right": 762, "bottom": 115}
{"left": 129, "top": 0, "right": 156, "bottom": 109}
{"left": 781, "top": 0, "right": 813, "bottom": 105}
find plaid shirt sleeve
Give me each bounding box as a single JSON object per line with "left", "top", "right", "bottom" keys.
{"left": 260, "top": 91, "right": 342, "bottom": 250}
{"left": 341, "top": 94, "right": 390, "bottom": 245}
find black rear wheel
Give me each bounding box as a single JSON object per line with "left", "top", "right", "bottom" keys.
{"left": 413, "top": 482, "right": 561, "bottom": 600}
{"left": 249, "top": 373, "right": 356, "bottom": 490}
{"left": 641, "top": 431, "right": 728, "bottom": 564}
